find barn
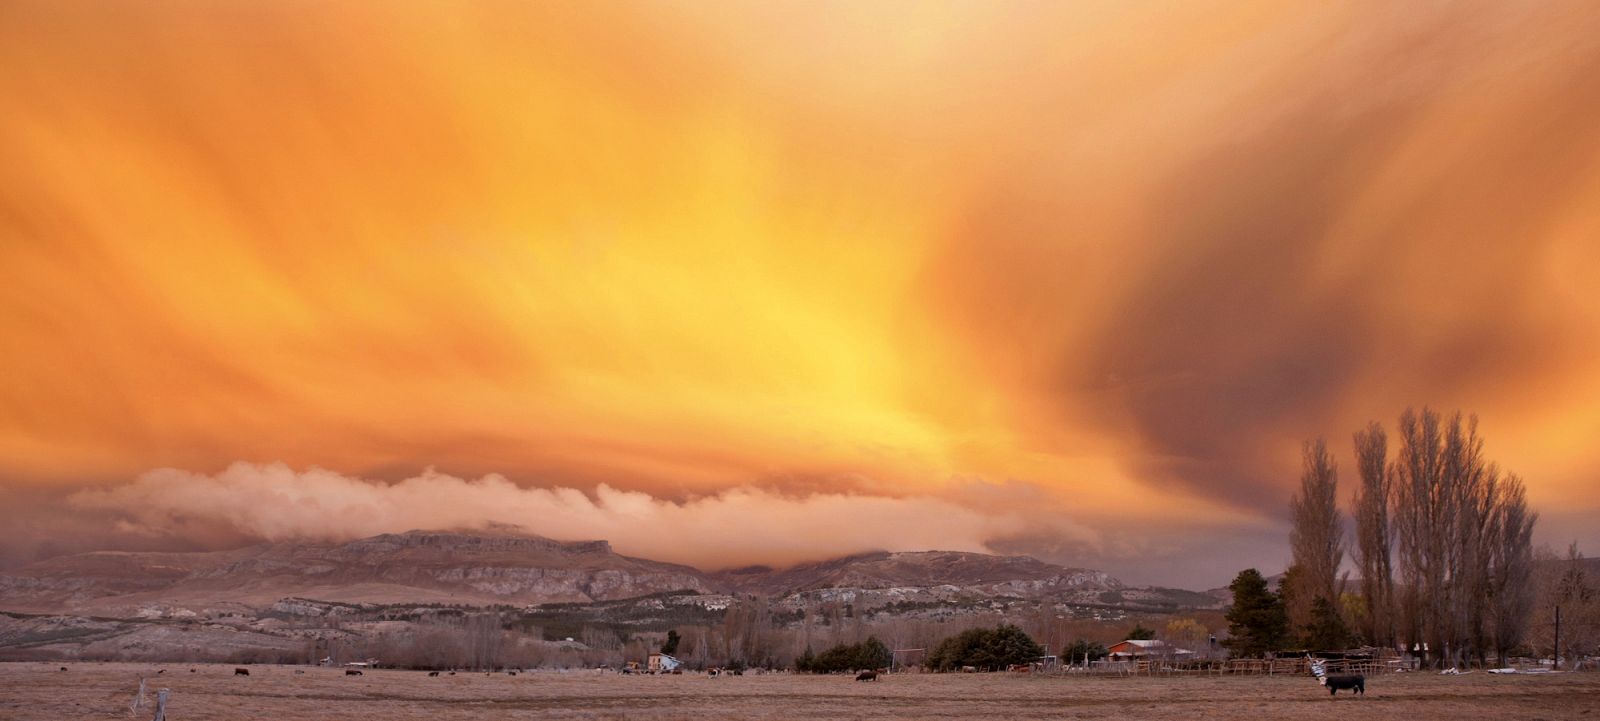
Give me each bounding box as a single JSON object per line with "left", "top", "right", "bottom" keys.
{"left": 1106, "top": 639, "right": 1194, "bottom": 660}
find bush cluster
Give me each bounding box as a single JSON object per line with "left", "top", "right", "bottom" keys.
{"left": 926, "top": 624, "right": 1044, "bottom": 672}
{"left": 796, "top": 636, "right": 891, "bottom": 673}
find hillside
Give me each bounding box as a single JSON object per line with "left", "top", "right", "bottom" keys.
{"left": 0, "top": 531, "right": 1225, "bottom": 619}
{"left": 0, "top": 531, "right": 715, "bottom": 615}
{"left": 714, "top": 550, "right": 1138, "bottom": 610}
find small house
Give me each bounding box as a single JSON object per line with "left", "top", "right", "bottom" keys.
{"left": 647, "top": 653, "right": 682, "bottom": 673}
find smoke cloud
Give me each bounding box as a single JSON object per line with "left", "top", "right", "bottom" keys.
{"left": 2, "top": 1, "right": 1598, "bottom": 585}
{"left": 68, "top": 462, "right": 1018, "bottom": 570}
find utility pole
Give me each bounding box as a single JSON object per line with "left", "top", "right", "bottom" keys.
{"left": 1553, "top": 605, "right": 1561, "bottom": 670}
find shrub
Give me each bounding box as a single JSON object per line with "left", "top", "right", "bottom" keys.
{"left": 798, "top": 636, "right": 890, "bottom": 673}
{"left": 927, "top": 624, "right": 1044, "bottom": 672}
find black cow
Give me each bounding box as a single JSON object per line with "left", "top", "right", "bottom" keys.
{"left": 428, "top": 671, "right": 440, "bottom": 677}
{"left": 234, "top": 668, "right": 250, "bottom": 676}
{"left": 1311, "top": 660, "right": 1364, "bottom": 696}
{"left": 855, "top": 670, "right": 879, "bottom": 681}
{"left": 345, "top": 669, "right": 363, "bottom": 676}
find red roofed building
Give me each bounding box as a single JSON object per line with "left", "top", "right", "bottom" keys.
{"left": 1106, "top": 639, "right": 1194, "bottom": 659}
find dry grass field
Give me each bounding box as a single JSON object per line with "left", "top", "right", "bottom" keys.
{"left": 2, "top": 662, "right": 1597, "bottom": 721}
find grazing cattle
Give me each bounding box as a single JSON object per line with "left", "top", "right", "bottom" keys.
{"left": 1310, "top": 659, "right": 1365, "bottom": 696}
{"left": 234, "top": 668, "right": 250, "bottom": 677}
{"left": 156, "top": 669, "right": 165, "bottom": 675}
{"left": 59, "top": 667, "right": 68, "bottom": 672}
{"left": 428, "top": 671, "right": 440, "bottom": 677}
{"left": 507, "top": 671, "right": 517, "bottom": 676}
{"left": 855, "top": 670, "right": 879, "bottom": 682}
{"left": 345, "top": 669, "right": 363, "bottom": 676}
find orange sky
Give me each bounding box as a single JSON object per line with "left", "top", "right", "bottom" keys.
{"left": 2, "top": 0, "right": 1598, "bottom": 585}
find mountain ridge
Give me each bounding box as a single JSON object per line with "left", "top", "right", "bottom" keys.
{"left": 0, "top": 529, "right": 1218, "bottom": 617}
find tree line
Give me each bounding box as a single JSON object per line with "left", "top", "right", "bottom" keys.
{"left": 1231, "top": 408, "right": 1547, "bottom": 667}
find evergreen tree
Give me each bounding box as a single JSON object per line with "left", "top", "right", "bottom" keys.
{"left": 1062, "top": 639, "right": 1109, "bottom": 665}
{"left": 660, "top": 629, "right": 680, "bottom": 655}
{"left": 1303, "top": 596, "right": 1353, "bottom": 651}
{"left": 927, "top": 624, "right": 1044, "bottom": 671}
{"left": 1223, "top": 569, "right": 1290, "bottom": 657}
{"left": 859, "top": 636, "right": 892, "bottom": 670}
{"left": 1126, "top": 624, "right": 1156, "bottom": 640}
{"left": 989, "top": 625, "right": 1044, "bottom": 666}
{"left": 801, "top": 637, "right": 893, "bottom": 673}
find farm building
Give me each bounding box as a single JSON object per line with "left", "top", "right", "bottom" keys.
{"left": 647, "top": 653, "right": 682, "bottom": 673}
{"left": 1106, "top": 639, "right": 1193, "bottom": 660}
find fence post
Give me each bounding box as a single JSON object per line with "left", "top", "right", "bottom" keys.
{"left": 151, "top": 688, "right": 169, "bottom": 721}
{"left": 129, "top": 678, "right": 146, "bottom": 715}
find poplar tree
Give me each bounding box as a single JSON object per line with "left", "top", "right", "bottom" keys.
{"left": 1287, "top": 438, "right": 1344, "bottom": 634}
{"left": 1357, "top": 408, "right": 1538, "bottom": 667}
{"left": 1352, "top": 422, "right": 1394, "bottom": 647}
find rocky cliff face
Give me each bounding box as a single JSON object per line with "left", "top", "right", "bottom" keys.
{"left": 717, "top": 550, "right": 1125, "bottom": 610}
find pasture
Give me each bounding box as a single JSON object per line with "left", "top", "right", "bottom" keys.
{"left": 2, "top": 662, "right": 1596, "bottom": 720}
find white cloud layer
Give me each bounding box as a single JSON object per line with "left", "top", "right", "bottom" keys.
{"left": 69, "top": 462, "right": 1016, "bottom": 569}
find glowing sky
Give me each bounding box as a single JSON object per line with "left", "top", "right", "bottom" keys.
{"left": 3, "top": 1, "right": 1599, "bottom": 586}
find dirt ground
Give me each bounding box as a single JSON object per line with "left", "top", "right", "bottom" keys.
{"left": 2, "top": 662, "right": 1597, "bottom": 721}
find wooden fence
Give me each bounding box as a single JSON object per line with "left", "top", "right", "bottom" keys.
{"left": 1061, "top": 656, "right": 1407, "bottom": 676}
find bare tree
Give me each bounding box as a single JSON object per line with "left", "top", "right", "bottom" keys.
{"left": 466, "top": 612, "right": 504, "bottom": 670}
{"left": 720, "top": 596, "right": 776, "bottom": 667}
{"left": 1530, "top": 543, "right": 1600, "bottom": 669}
{"left": 1488, "top": 475, "right": 1536, "bottom": 665}
{"left": 580, "top": 625, "right": 622, "bottom": 652}
{"left": 1396, "top": 409, "right": 1485, "bottom": 666}
{"left": 1457, "top": 438, "right": 1502, "bottom": 666}
{"left": 1389, "top": 408, "right": 1537, "bottom": 667}
{"left": 1287, "top": 438, "right": 1344, "bottom": 636}
{"left": 1436, "top": 414, "right": 1480, "bottom": 666}
{"left": 1351, "top": 422, "right": 1394, "bottom": 648}
{"left": 1393, "top": 407, "right": 1443, "bottom": 664}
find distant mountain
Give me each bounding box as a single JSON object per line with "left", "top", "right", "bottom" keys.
{"left": 0, "top": 531, "right": 714, "bottom": 614}
{"left": 714, "top": 550, "right": 1136, "bottom": 609}
{"left": 0, "top": 531, "right": 1224, "bottom": 618}
{"left": 719, "top": 550, "right": 1116, "bottom": 593}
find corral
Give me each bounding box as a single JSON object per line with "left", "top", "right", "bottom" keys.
{"left": 1, "top": 662, "right": 1596, "bottom": 721}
